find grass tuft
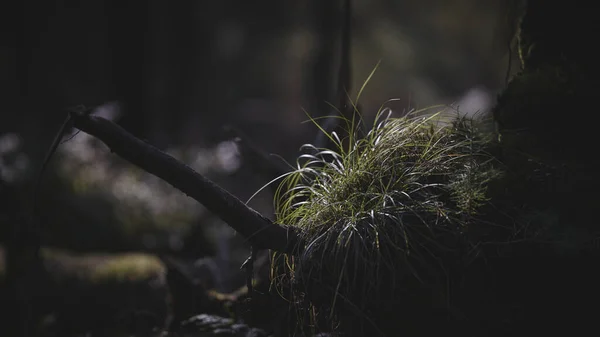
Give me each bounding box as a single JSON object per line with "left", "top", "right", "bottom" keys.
{"left": 270, "top": 106, "right": 504, "bottom": 333}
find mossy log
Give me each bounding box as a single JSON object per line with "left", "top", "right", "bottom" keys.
{"left": 0, "top": 246, "right": 169, "bottom": 336}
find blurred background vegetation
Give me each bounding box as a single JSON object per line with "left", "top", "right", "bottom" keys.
{"left": 1, "top": 0, "right": 519, "bottom": 293}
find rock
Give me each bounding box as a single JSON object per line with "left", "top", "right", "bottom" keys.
{"left": 180, "top": 314, "right": 270, "bottom": 337}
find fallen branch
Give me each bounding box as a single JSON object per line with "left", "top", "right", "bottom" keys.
{"left": 68, "top": 110, "right": 300, "bottom": 254}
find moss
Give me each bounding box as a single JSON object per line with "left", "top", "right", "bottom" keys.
{"left": 37, "top": 248, "right": 166, "bottom": 284}
{"left": 89, "top": 253, "right": 166, "bottom": 283}
{"left": 37, "top": 249, "right": 169, "bottom": 335}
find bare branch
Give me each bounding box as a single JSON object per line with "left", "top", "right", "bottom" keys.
{"left": 69, "top": 111, "right": 300, "bottom": 254}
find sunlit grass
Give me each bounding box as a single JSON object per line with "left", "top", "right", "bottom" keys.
{"left": 269, "top": 104, "right": 503, "bottom": 330}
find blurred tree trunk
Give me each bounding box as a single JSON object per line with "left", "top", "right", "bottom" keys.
{"left": 307, "top": 0, "right": 342, "bottom": 119}
{"left": 106, "top": 0, "right": 208, "bottom": 147}
{"left": 493, "top": 0, "right": 598, "bottom": 230}
{"left": 16, "top": 0, "right": 68, "bottom": 167}
{"left": 494, "top": 0, "right": 597, "bottom": 161}
{"left": 106, "top": 1, "right": 151, "bottom": 141}
{"left": 10, "top": 1, "right": 62, "bottom": 333}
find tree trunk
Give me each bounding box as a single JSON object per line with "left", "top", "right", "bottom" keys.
{"left": 493, "top": 0, "right": 599, "bottom": 229}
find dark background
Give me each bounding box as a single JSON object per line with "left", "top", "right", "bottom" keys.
{"left": 1, "top": 0, "right": 518, "bottom": 293}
